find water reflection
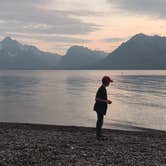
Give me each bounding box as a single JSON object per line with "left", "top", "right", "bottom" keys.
{"left": 111, "top": 75, "right": 166, "bottom": 110}
{"left": 61, "top": 76, "right": 92, "bottom": 123}
{"left": 64, "top": 76, "right": 89, "bottom": 94}
{"left": 0, "top": 70, "right": 165, "bottom": 131}
{"left": 0, "top": 75, "right": 40, "bottom": 95}
{"left": 0, "top": 73, "right": 41, "bottom": 122}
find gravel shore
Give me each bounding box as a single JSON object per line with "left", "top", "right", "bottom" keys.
{"left": 0, "top": 122, "right": 165, "bottom": 166}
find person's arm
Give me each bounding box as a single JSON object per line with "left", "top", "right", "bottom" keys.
{"left": 95, "top": 98, "right": 112, "bottom": 104}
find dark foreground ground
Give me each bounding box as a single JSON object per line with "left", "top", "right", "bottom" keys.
{"left": 0, "top": 123, "right": 165, "bottom": 166}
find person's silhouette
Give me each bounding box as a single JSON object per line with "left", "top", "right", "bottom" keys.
{"left": 93, "top": 76, "right": 113, "bottom": 140}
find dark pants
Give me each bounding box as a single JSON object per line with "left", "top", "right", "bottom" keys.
{"left": 96, "top": 112, "right": 104, "bottom": 137}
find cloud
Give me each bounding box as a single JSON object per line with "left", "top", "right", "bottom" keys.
{"left": 102, "top": 37, "right": 125, "bottom": 43}
{"left": 4, "top": 32, "right": 91, "bottom": 44}
{"left": 0, "top": 0, "right": 113, "bottom": 53}
{"left": 40, "top": 36, "right": 90, "bottom": 44}
{"left": 107, "top": 0, "right": 166, "bottom": 18}
{"left": 0, "top": 0, "right": 100, "bottom": 35}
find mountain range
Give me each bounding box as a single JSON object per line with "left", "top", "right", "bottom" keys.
{"left": 0, "top": 34, "right": 166, "bottom": 69}
{"left": 58, "top": 46, "right": 107, "bottom": 69}
{"left": 95, "top": 33, "right": 166, "bottom": 69}
{"left": 0, "top": 37, "right": 61, "bottom": 69}
{"left": 0, "top": 37, "right": 107, "bottom": 69}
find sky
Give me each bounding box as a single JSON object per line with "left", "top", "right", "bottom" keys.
{"left": 1, "top": 0, "right": 166, "bottom": 55}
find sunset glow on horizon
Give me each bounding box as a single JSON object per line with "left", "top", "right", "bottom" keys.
{"left": 1, "top": 0, "right": 166, "bottom": 55}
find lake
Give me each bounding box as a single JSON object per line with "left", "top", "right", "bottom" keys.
{"left": 0, "top": 70, "right": 165, "bottom": 131}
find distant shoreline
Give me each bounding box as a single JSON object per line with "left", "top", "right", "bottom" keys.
{"left": 0, "top": 122, "right": 165, "bottom": 165}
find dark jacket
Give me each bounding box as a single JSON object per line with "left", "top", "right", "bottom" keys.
{"left": 93, "top": 85, "right": 108, "bottom": 115}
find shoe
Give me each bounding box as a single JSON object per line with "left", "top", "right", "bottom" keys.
{"left": 100, "top": 136, "right": 108, "bottom": 141}
{"left": 96, "top": 135, "right": 100, "bottom": 140}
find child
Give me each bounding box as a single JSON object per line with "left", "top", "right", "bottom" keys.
{"left": 93, "top": 76, "right": 113, "bottom": 140}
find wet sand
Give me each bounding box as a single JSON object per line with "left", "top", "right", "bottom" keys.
{"left": 0, "top": 122, "right": 165, "bottom": 166}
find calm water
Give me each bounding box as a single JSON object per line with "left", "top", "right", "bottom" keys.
{"left": 0, "top": 70, "right": 166, "bottom": 131}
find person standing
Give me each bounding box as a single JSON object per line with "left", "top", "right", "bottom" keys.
{"left": 93, "top": 76, "right": 113, "bottom": 140}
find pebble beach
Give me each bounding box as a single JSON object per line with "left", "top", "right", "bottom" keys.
{"left": 0, "top": 122, "right": 165, "bottom": 166}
